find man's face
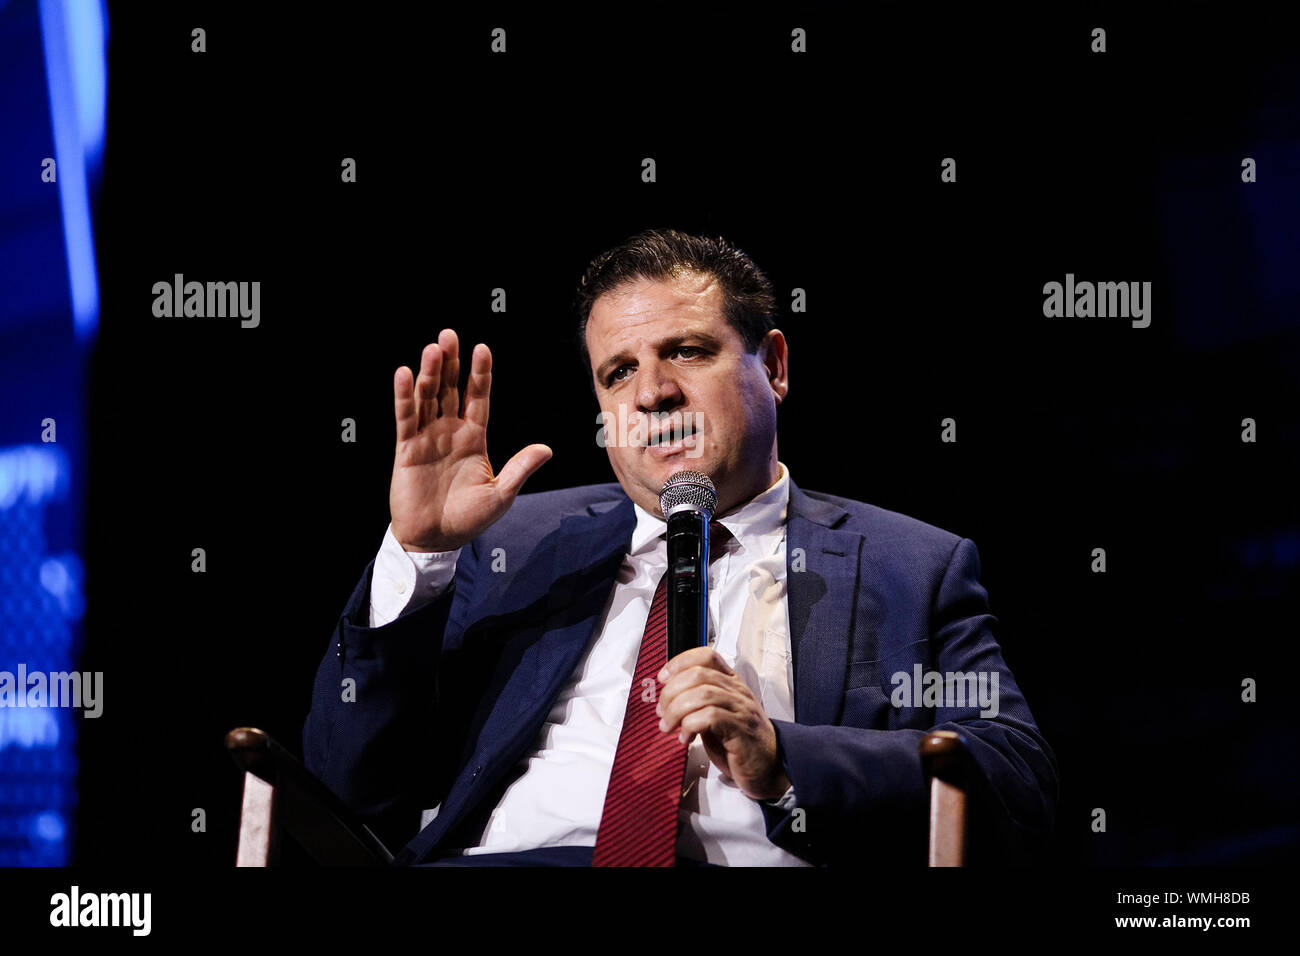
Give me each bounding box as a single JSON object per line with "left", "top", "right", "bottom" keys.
{"left": 585, "top": 271, "right": 788, "bottom": 517}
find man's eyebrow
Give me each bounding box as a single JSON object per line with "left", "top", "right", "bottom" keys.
{"left": 663, "top": 331, "right": 723, "bottom": 352}
{"left": 595, "top": 332, "right": 725, "bottom": 383}
{"left": 595, "top": 349, "right": 633, "bottom": 384}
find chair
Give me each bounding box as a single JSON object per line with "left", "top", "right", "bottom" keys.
{"left": 226, "top": 726, "right": 971, "bottom": 867}
{"left": 225, "top": 727, "right": 391, "bottom": 866}
{"left": 919, "top": 729, "right": 969, "bottom": 866}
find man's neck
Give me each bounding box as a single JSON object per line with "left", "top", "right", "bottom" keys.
{"left": 717, "top": 461, "right": 785, "bottom": 519}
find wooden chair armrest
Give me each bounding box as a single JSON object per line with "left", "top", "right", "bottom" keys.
{"left": 920, "top": 729, "right": 970, "bottom": 867}
{"left": 225, "top": 727, "right": 393, "bottom": 866}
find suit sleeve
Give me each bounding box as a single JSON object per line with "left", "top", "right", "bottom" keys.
{"left": 301, "top": 542, "right": 478, "bottom": 850}
{"left": 762, "top": 537, "right": 1059, "bottom": 865}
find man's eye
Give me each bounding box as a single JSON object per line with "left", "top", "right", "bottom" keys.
{"left": 675, "top": 347, "right": 702, "bottom": 359}
{"left": 609, "top": 365, "right": 632, "bottom": 383}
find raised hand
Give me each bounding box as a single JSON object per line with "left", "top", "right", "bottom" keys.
{"left": 389, "top": 329, "right": 552, "bottom": 553}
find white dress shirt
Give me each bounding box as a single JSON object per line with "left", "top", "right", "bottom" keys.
{"left": 368, "top": 463, "right": 808, "bottom": 866}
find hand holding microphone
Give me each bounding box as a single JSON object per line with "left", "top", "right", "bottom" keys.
{"left": 655, "top": 470, "right": 790, "bottom": 801}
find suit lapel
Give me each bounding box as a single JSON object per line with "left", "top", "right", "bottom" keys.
{"left": 786, "top": 483, "right": 862, "bottom": 727}
{"left": 408, "top": 495, "right": 636, "bottom": 860}
{"left": 526, "top": 498, "right": 638, "bottom": 710}
{"left": 475, "top": 495, "right": 636, "bottom": 768}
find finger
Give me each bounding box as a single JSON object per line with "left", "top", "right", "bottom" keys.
{"left": 415, "top": 342, "right": 443, "bottom": 430}
{"left": 438, "top": 328, "right": 460, "bottom": 419}
{"left": 462, "top": 343, "right": 492, "bottom": 428}
{"left": 678, "top": 706, "right": 737, "bottom": 745}
{"left": 495, "top": 443, "right": 553, "bottom": 501}
{"left": 658, "top": 666, "right": 735, "bottom": 714}
{"left": 658, "top": 684, "right": 745, "bottom": 733}
{"left": 394, "top": 366, "right": 417, "bottom": 442}
{"left": 660, "top": 671, "right": 743, "bottom": 723}
{"left": 658, "top": 647, "right": 735, "bottom": 683}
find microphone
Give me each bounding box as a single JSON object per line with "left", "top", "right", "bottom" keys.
{"left": 659, "top": 471, "right": 718, "bottom": 661}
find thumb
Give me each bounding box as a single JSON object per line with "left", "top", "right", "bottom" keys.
{"left": 496, "top": 444, "right": 553, "bottom": 501}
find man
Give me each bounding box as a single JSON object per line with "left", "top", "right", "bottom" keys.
{"left": 303, "top": 229, "right": 1058, "bottom": 866}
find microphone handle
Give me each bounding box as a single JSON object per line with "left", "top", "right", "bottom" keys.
{"left": 666, "top": 509, "right": 710, "bottom": 660}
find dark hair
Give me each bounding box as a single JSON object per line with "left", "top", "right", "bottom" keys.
{"left": 572, "top": 228, "right": 778, "bottom": 381}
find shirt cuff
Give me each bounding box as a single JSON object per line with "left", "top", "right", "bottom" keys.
{"left": 368, "top": 523, "right": 461, "bottom": 628}
{"left": 763, "top": 785, "right": 798, "bottom": 811}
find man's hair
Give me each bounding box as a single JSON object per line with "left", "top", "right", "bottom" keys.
{"left": 572, "top": 228, "right": 778, "bottom": 381}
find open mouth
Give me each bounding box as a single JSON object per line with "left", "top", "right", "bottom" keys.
{"left": 644, "top": 425, "right": 701, "bottom": 459}
{"left": 646, "top": 424, "right": 696, "bottom": 447}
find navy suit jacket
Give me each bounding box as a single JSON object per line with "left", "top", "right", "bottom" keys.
{"left": 303, "top": 480, "right": 1059, "bottom": 866}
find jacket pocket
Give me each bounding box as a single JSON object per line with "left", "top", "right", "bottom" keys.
{"left": 846, "top": 657, "right": 879, "bottom": 690}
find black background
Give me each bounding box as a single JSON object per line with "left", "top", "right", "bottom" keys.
{"left": 73, "top": 0, "right": 1298, "bottom": 884}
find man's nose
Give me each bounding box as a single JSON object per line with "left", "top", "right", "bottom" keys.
{"left": 635, "top": 360, "right": 683, "bottom": 412}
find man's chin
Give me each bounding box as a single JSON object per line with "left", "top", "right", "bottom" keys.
{"left": 611, "top": 454, "right": 710, "bottom": 511}
{"left": 632, "top": 453, "right": 724, "bottom": 506}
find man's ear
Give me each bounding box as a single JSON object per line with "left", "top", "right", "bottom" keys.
{"left": 760, "top": 329, "right": 789, "bottom": 405}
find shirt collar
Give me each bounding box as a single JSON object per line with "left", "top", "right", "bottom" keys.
{"left": 629, "top": 462, "right": 791, "bottom": 558}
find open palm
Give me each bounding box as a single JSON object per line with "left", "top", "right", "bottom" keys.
{"left": 389, "top": 330, "right": 551, "bottom": 553}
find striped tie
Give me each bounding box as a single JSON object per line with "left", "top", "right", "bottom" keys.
{"left": 592, "top": 523, "right": 732, "bottom": 866}
{"left": 591, "top": 572, "right": 682, "bottom": 866}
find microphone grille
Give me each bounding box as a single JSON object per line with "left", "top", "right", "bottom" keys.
{"left": 659, "top": 471, "right": 717, "bottom": 517}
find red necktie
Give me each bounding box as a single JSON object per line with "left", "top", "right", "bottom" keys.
{"left": 592, "top": 572, "right": 682, "bottom": 866}
{"left": 592, "top": 523, "right": 732, "bottom": 867}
